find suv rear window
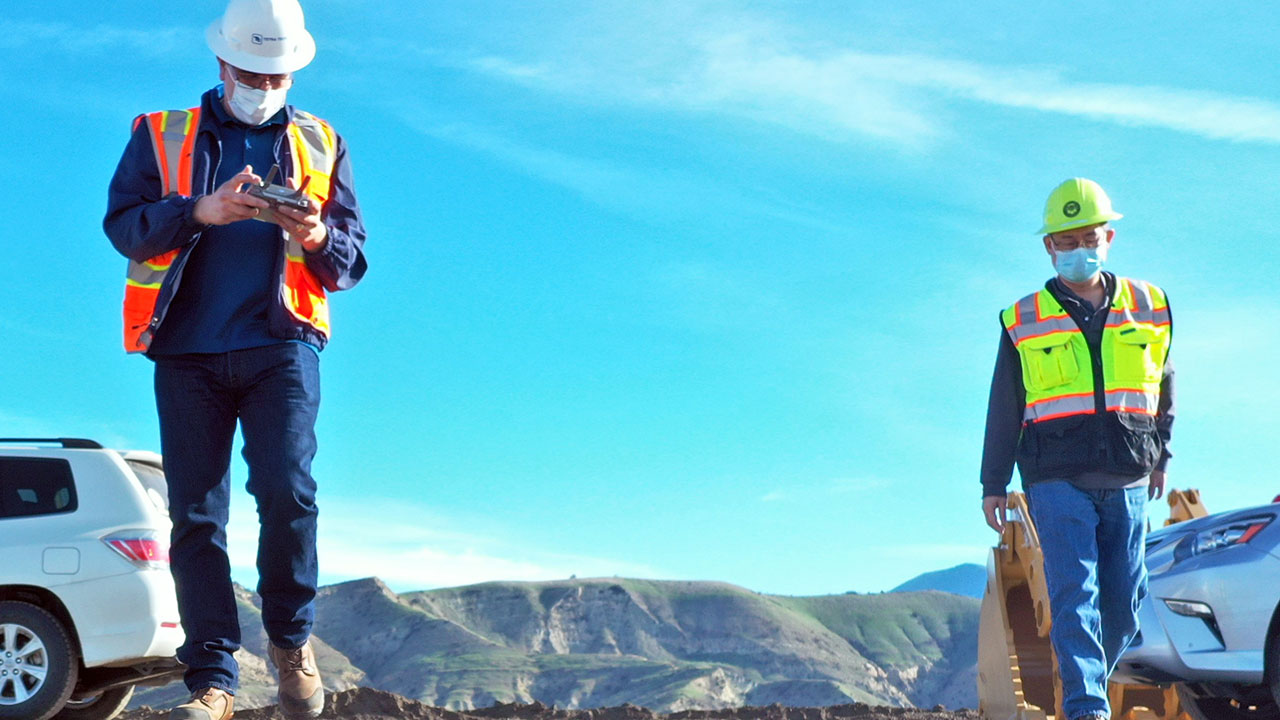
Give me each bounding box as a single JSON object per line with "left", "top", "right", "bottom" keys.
{"left": 0, "top": 457, "right": 77, "bottom": 519}
{"left": 126, "top": 460, "right": 169, "bottom": 513}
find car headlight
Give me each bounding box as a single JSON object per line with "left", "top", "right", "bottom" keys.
{"left": 1173, "top": 516, "right": 1272, "bottom": 564}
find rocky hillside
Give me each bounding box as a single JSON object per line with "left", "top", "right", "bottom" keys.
{"left": 132, "top": 578, "right": 978, "bottom": 712}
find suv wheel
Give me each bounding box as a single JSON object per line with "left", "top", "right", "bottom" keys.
{"left": 54, "top": 686, "right": 134, "bottom": 720}
{"left": 0, "top": 601, "right": 78, "bottom": 720}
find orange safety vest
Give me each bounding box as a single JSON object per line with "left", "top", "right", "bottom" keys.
{"left": 122, "top": 107, "right": 338, "bottom": 353}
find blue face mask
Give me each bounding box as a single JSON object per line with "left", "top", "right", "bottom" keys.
{"left": 1053, "top": 246, "right": 1105, "bottom": 283}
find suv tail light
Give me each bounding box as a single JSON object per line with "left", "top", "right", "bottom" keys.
{"left": 103, "top": 530, "right": 169, "bottom": 569}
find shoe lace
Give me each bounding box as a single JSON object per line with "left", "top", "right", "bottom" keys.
{"left": 282, "top": 647, "right": 307, "bottom": 672}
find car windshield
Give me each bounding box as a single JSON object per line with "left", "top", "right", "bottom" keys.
{"left": 126, "top": 460, "right": 169, "bottom": 513}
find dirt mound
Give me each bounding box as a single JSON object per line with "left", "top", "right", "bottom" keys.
{"left": 120, "top": 688, "right": 978, "bottom": 720}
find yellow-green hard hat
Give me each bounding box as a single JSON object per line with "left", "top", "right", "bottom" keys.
{"left": 1037, "top": 178, "right": 1123, "bottom": 235}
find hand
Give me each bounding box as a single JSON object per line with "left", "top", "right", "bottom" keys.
{"left": 272, "top": 176, "right": 327, "bottom": 252}
{"left": 1149, "top": 470, "right": 1166, "bottom": 500}
{"left": 982, "top": 495, "right": 1008, "bottom": 534}
{"left": 192, "top": 165, "right": 268, "bottom": 225}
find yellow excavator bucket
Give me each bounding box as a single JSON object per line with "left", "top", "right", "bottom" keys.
{"left": 1165, "top": 488, "right": 1207, "bottom": 526}
{"left": 978, "top": 492, "right": 1060, "bottom": 720}
{"left": 977, "top": 489, "right": 1203, "bottom": 720}
{"left": 1108, "top": 683, "right": 1190, "bottom": 720}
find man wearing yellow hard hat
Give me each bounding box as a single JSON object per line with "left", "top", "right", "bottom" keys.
{"left": 104, "top": 1, "right": 368, "bottom": 719}
{"left": 979, "top": 179, "right": 1174, "bottom": 720}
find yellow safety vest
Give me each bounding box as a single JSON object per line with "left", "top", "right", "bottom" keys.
{"left": 1002, "top": 278, "right": 1171, "bottom": 424}
{"left": 122, "top": 107, "right": 337, "bottom": 353}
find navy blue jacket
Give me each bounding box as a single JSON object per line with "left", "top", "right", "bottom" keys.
{"left": 104, "top": 88, "right": 368, "bottom": 352}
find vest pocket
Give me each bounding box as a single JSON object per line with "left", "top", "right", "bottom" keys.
{"left": 1020, "top": 335, "right": 1080, "bottom": 391}
{"left": 1111, "top": 325, "right": 1166, "bottom": 384}
{"left": 1019, "top": 414, "right": 1091, "bottom": 479}
{"left": 1109, "top": 412, "right": 1161, "bottom": 475}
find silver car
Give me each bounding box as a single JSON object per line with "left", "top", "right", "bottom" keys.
{"left": 1113, "top": 501, "right": 1280, "bottom": 719}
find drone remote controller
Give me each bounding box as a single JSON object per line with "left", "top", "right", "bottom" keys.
{"left": 245, "top": 165, "right": 311, "bottom": 225}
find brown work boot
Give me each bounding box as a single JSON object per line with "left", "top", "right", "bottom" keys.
{"left": 268, "top": 640, "right": 325, "bottom": 718}
{"left": 169, "top": 687, "right": 234, "bottom": 720}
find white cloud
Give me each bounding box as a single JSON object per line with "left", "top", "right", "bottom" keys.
{"left": 401, "top": 116, "right": 840, "bottom": 229}
{"left": 471, "top": 56, "right": 548, "bottom": 80}
{"left": 0, "top": 410, "right": 63, "bottom": 439}
{"left": 650, "top": 261, "right": 790, "bottom": 331}
{"left": 468, "top": 13, "right": 1280, "bottom": 147}
{"left": 225, "top": 497, "right": 664, "bottom": 593}
{"left": 757, "top": 477, "right": 887, "bottom": 505}
{"left": 0, "top": 408, "right": 138, "bottom": 451}
{"left": 0, "top": 20, "right": 188, "bottom": 55}
{"left": 851, "top": 52, "right": 1280, "bottom": 144}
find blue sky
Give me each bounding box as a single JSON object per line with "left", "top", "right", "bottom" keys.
{"left": 2, "top": 1, "right": 1278, "bottom": 596}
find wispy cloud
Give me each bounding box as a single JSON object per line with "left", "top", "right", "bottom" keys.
{"left": 651, "top": 261, "right": 790, "bottom": 331}
{"left": 467, "top": 12, "right": 1280, "bottom": 147}
{"left": 759, "top": 477, "right": 888, "bottom": 504}
{"left": 1159, "top": 300, "right": 1280, "bottom": 449}
{"left": 0, "top": 408, "right": 138, "bottom": 451}
{"left": 0, "top": 410, "right": 64, "bottom": 440}
{"left": 225, "top": 497, "right": 664, "bottom": 592}
{"left": 400, "top": 114, "right": 839, "bottom": 229}
{"left": 472, "top": 56, "right": 549, "bottom": 80}
{"left": 0, "top": 317, "right": 61, "bottom": 342}
{"left": 0, "top": 19, "right": 188, "bottom": 56}
{"left": 847, "top": 52, "right": 1280, "bottom": 144}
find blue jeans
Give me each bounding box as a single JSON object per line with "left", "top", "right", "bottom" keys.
{"left": 154, "top": 343, "right": 321, "bottom": 693}
{"left": 1027, "top": 481, "right": 1147, "bottom": 720}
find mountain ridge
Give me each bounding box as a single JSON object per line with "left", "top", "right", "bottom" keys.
{"left": 889, "top": 565, "right": 986, "bottom": 599}
{"left": 131, "top": 576, "right": 979, "bottom": 712}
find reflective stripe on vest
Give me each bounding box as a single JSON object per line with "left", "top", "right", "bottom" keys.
{"left": 122, "top": 108, "right": 201, "bottom": 352}
{"left": 1101, "top": 278, "right": 1170, "bottom": 414}
{"left": 280, "top": 111, "right": 336, "bottom": 339}
{"left": 1002, "top": 278, "right": 1171, "bottom": 423}
{"left": 121, "top": 108, "right": 338, "bottom": 352}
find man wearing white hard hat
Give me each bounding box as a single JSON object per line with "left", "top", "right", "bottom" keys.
{"left": 104, "top": 1, "right": 367, "bottom": 718}
{"left": 979, "top": 179, "right": 1174, "bottom": 720}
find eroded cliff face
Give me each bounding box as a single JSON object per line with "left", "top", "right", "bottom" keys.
{"left": 407, "top": 579, "right": 928, "bottom": 709}
{"left": 130, "top": 579, "right": 979, "bottom": 713}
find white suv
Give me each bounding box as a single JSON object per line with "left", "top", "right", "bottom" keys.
{"left": 0, "top": 438, "right": 184, "bottom": 720}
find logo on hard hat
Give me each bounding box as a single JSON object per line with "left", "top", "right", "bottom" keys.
{"left": 251, "top": 33, "right": 263, "bottom": 44}
{"left": 1063, "top": 201, "right": 1081, "bottom": 218}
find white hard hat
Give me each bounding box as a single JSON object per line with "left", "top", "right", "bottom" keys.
{"left": 206, "top": 0, "right": 316, "bottom": 74}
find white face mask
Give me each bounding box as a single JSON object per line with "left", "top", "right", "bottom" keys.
{"left": 226, "top": 80, "right": 288, "bottom": 126}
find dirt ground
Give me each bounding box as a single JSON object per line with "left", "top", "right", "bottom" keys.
{"left": 120, "top": 688, "right": 978, "bottom": 720}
